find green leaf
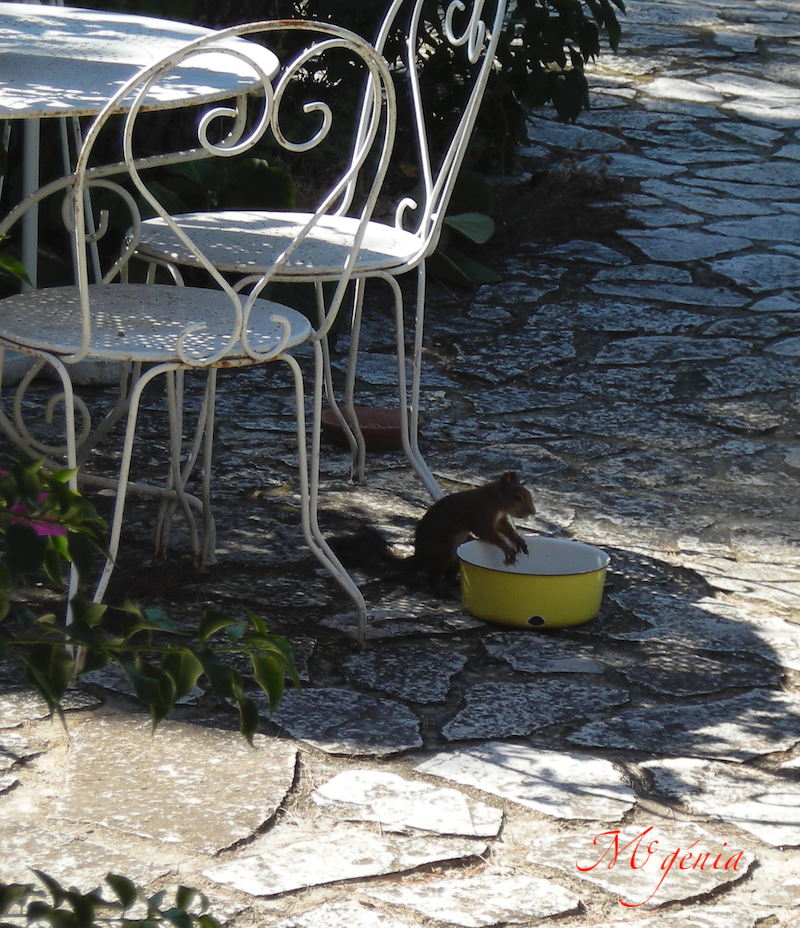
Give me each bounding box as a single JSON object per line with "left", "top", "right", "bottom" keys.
{"left": 428, "top": 243, "right": 501, "bottom": 287}
{"left": 237, "top": 696, "right": 259, "bottom": 745}
{"left": 197, "top": 650, "right": 241, "bottom": 700}
{"left": 443, "top": 212, "right": 495, "bottom": 245}
{"left": 121, "top": 661, "right": 176, "bottom": 727}
{"left": 599, "top": 0, "right": 622, "bottom": 50}
{"left": 161, "top": 649, "right": 204, "bottom": 701}
{"left": 105, "top": 874, "right": 138, "bottom": 911}
{"left": 247, "top": 611, "right": 268, "bottom": 637}
{"left": 196, "top": 610, "right": 234, "bottom": 642}
{"left": 225, "top": 618, "right": 248, "bottom": 644}
{"left": 23, "top": 644, "right": 73, "bottom": 717}
{"left": 69, "top": 596, "right": 108, "bottom": 629}
{"left": 250, "top": 653, "right": 284, "bottom": 711}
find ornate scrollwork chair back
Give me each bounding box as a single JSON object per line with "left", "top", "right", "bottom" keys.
{"left": 133, "top": 0, "right": 509, "bottom": 499}
{"left": 0, "top": 21, "right": 396, "bottom": 643}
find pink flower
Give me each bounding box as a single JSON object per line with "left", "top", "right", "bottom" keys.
{"left": 10, "top": 505, "right": 68, "bottom": 537}
{"left": 8, "top": 489, "right": 68, "bottom": 537}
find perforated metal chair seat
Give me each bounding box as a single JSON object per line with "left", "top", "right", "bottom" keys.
{"left": 136, "top": 211, "right": 421, "bottom": 277}
{"left": 0, "top": 283, "right": 312, "bottom": 364}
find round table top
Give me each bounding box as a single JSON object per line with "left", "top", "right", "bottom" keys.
{"left": 0, "top": 1, "right": 279, "bottom": 118}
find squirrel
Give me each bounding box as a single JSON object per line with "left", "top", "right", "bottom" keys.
{"left": 331, "top": 471, "right": 535, "bottom": 587}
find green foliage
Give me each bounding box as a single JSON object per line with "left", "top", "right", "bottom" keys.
{"left": 427, "top": 212, "right": 501, "bottom": 287}
{"left": 0, "top": 871, "right": 223, "bottom": 928}
{"left": 0, "top": 460, "right": 298, "bottom": 741}
{"left": 145, "top": 159, "right": 296, "bottom": 217}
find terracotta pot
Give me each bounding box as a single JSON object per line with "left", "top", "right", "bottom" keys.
{"left": 321, "top": 405, "right": 403, "bottom": 452}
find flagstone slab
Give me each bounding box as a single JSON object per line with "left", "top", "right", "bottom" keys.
{"left": 345, "top": 643, "right": 467, "bottom": 704}
{"left": 608, "top": 590, "right": 800, "bottom": 670}
{"left": 681, "top": 176, "right": 796, "bottom": 200}
{"left": 587, "top": 281, "right": 746, "bottom": 308}
{"left": 54, "top": 716, "right": 297, "bottom": 853}
{"left": 595, "top": 335, "right": 747, "bottom": 366}
{"left": 541, "top": 240, "right": 630, "bottom": 265}
{"left": 270, "top": 687, "right": 422, "bottom": 755}
{"left": 270, "top": 900, "right": 418, "bottom": 928}
{"left": 417, "top": 742, "right": 636, "bottom": 821}
{"left": 312, "top": 769, "right": 502, "bottom": 837}
{"left": 620, "top": 229, "right": 752, "bottom": 262}
{"left": 616, "top": 645, "right": 779, "bottom": 696}
{"left": 643, "top": 756, "right": 800, "bottom": 847}
{"left": 482, "top": 631, "right": 606, "bottom": 674}
{"left": 644, "top": 77, "right": 725, "bottom": 103}
{"left": 751, "top": 291, "right": 800, "bottom": 311}
{"left": 568, "top": 689, "right": 800, "bottom": 761}
{"left": 0, "top": 728, "right": 51, "bottom": 767}
{"left": 323, "top": 596, "right": 482, "bottom": 640}
{"left": 767, "top": 335, "right": 800, "bottom": 357}
{"left": 442, "top": 679, "right": 628, "bottom": 741}
{"left": 0, "top": 822, "right": 169, "bottom": 890}
{"left": 587, "top": 151, "right": 683, "bottom": 179}
{"left": 721, "top": 98, "right": 800, "bottom": 125}
{"left": 701, "top": 315, "right": 798, "bottom": 341}
{"left": 529, "top": 822, "right": 755, "bottom": 909}
{"left": 204, "top": 824, "right": 487, "bottom": 897}
{"left": 698, "top": 354, "right": 798, "bottom": 398}
{"left": 706, "top": 214, "right": 800, "bottom": 241}
{"left": 538, "top": 298, "right": 709, "bottom": 333}
{"left": 696, "top": 161, "right": 800, "bottom": 186}
{"left": 0, "top": 688, "right": 100, "bottom": 728}
{"left": 682, "top": 556, "right": 800, "bottom": 611}
{"left": 640, "top": 179, "right": 769, "bottom": 215}
{"left": 368, "top": 870, "right": 580, "bottom": 927}
{"left": 712, "top": 252, "right": 800, "bottom": 289}
{"left": 593, "top": 904, "right": 758, "bottom": 928}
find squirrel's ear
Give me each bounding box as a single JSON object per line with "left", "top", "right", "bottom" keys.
{"left": 500, "top": 471, "right": 518, "bottom": 484}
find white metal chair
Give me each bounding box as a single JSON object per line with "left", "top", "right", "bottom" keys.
{"left": 0, "top": 20, "right": 396, "bottom": 644}
{"left": 133, "top": 0, "right": 509, "bottom": 501}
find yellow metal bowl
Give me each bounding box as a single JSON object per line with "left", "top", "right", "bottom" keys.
{"left": 458, "top": 535, "right": 610, "bottom": 628}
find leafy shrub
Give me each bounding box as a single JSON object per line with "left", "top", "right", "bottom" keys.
{"left": 0, "top": 459, "right": 298, "bottom": 740}
{"left": 0, "top": 872, "right": 223, "bottom": 928}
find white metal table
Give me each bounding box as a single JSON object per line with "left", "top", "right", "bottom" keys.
{"left": 0, "top": 1, "right": 279, "bottom": 282}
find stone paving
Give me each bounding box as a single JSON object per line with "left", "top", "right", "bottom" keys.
{"left": 1, "top": 0, "right": 800, "bottom": 926}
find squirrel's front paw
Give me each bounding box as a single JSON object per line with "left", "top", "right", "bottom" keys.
{"left": 504, "top": 550, "right": 518, "bottom": 565}
{"left": 515, "top": 537, "right": 529, "bottom": 555}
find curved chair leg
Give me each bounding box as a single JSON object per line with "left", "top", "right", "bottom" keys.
{"left": 408, "top": 264, "right": 441, "bottom": 497}
{"left": 282, "top": 346, "right": 368, "bottom": 644}
{"left": 93, "top": 361, "right": 180, "bottom": 606}
{"left": 199, "top": 368, "right": 217, "bottom": 563}
{"left": 379, "top": 271, "right": 442, "bottom": 500}
{"left": 40, "top": 353, "right": 81, "bottom": 624}
{"left": 343, "top": 277, "right": 368, "bottom": 482}
{"left": 315, "top": 281, "right": 364, "bottom": 482}
{"left": 153, "top": 369, "right": 217, "bottom": 564}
